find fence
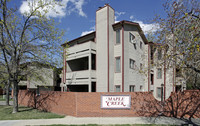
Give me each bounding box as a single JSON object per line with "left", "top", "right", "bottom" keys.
{"left": 18, "top": 90, "right": 200, "bottom": 118}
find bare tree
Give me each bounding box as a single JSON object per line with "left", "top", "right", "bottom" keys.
{"left": 0, "top": 0, "right": 64, "bottom": 113}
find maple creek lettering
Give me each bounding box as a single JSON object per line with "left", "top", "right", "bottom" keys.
{"left": 101, "top": 95, "right": 131, "bottom": 109}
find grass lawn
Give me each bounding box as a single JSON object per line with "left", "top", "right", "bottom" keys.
{"left": 0, "top": 105, "right": 65, "bottom": 120}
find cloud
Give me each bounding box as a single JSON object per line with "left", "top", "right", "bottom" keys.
{"left": 130, "top": 15, "right": 134, "bottom": 20}
{"left": 81, "top": 26, "right": 95, "bottom": 36}
{"left": 115, "top": 11, "right": 125, "bottom": 21}
{"left": 129, "top": 16, "right": 159, "bottom": 34}
{"left": 135, "top": 20, "right": 159, "bottom": 34}
{"left": 19, "top": 0, "right": 86, "bottom": 18}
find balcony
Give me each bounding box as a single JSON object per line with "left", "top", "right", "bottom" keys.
{"left": 65, "top": 70, "right": 96, "bottom": 85}
{"left": 19, "top": 81, "right": 27, "bottom": 86}
{"left": 67, "top": 41, "right": 96, "bottom": 61}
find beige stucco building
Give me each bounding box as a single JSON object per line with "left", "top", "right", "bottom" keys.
{"left": 18, "top": 62, "right": 59, "bottom": 91}
{"left": 61, "top": 4, "right": 185, "bottom": 100}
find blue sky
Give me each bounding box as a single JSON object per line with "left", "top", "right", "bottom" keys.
{"left": 17, "top": 0, "right": 166, "bottom": 42}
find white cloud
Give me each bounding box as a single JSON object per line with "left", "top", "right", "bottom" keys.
{"left": 129, "top": 17, "right": 159, "bottom": 34}
{"left": 115, "top": 11, "right": 125, "bottom": 21}
{"left": 130, "top": 15, "right": 134, "bottom": 20}
{"left": 81, "top": 26, "right": 95, "bottom": 36}
{"left": 135, "top": 20, "right": 159, "bottom": 34}
{"left": 19, "top": 0, "right": 86, "bottom": 18}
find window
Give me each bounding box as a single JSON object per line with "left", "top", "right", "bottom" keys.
{"left": 158, "top": 49, "right": 162, "bottom": 60}
{"left": 130, "top": 85, "right": 135, "bottom": 92}
{"left": 36, "top": 86, "right": 40, "bottom": 96}
{"left": 129, "top": 33, "right": 135, "bottom": 44}
{"left": 151, "top": 74, "right": 154, "bottom": 85}
{"left": 130, "top": 59, "right": 135, "bottom": 69}
{"left": 140, "top": 41, "right": 142, "bottom": 49}
{"left": 115, "top": 57, "right": 121, "bottom": 72}
{"left": 140, "top": 85, "right": 143, "bottom": 91}
{"left": 157, "top": 87, "right": 162, "bottom": 98}
{"left": 140, "top": 63, "right": 143, "bottom": 70}
{"left": 116, "top": 29, "right": 120, "bottom": 44}
{"left": 115, "top": 85, "right": 121, "bottom": 92}
{"left": 157, "top": 68, "right": 162, "bottom": 79}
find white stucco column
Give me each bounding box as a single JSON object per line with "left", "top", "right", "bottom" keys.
{"left": 88, "top": 49, "right": 92, "bottom": 92}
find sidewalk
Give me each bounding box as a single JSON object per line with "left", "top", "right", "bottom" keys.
{"left": 0, "top": 116, "right": 200, "bottom": 126}
{"left": 0, "top": 101, "right": 13, "bottom": 106}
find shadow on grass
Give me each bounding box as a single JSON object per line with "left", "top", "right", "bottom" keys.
{"left": 18, "top": 106, "right": 34, "bottom": 112}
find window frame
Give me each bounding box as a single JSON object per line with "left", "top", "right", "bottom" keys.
{"left": 157, "top": 49, "right": 162, "bottom": 60}
{"left": 116, "top": 29, "right": 121, "bottom": 44}
{"left": 129, "top": 85, "right": 135, "bottom": 92}
{"left": 157, "top": 87, "right": 162, "bottom": 98}
{"left": 129, "top": 32, "right": 135, "bottom": 44}
{"left": 115, "top": 85, "right": 121, "bottom": 92}
{"left": 157, "top": 68, "right": 162, "bottom": 79}
{"left": 140, "top": 63, "right": 143, "bottom": 70}
{"left": 115, "top": 57, "right": 121, "bottom": 73}
{"left": 129, "top": 59, "right": 135, "bottom": 69}
{"left": 140, "top": 85, "right": 143, "bottom": 91}
{"left": 140, "top": 41, "right": 142, "bottom": 49}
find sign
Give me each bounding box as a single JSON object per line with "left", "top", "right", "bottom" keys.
{"left": 101, "top": 95, "right": 131, "bottom": 109}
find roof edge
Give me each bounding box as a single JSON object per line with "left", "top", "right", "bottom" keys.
{"left": 61, "top": 31, "right": 96, "bottom": 47}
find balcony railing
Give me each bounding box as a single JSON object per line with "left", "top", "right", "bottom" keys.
{"left": 67, "top": 41, "right": 96, "bottom": 60}
{"left": 65, "top": 70, "right": 96, "bottom": 84}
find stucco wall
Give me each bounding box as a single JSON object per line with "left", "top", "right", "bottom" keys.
{"left": 124, "top": 24, "right": 146, "bottom": 92}
{"left": 96, "top": 5, "right": 114, "bottom": 92}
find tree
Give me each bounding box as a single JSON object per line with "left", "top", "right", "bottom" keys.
{"left": 153, "top": 0, "right": 200, "bottom": 89}
{"left": 0, "top": 62, "right": 10, "bottom": 105}
{"left": 0, "top": 0, "right": 64, "bottom": 113}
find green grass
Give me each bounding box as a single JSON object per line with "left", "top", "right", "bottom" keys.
{"left": 0, "top": 105, "right": 65, "bottom": 120}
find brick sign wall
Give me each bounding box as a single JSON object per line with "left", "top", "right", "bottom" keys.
{"left": 18, "top": 90, "right": 200, "bottom": 118}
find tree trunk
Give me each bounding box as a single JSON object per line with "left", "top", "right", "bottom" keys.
{"left": 12, "top": 79, "right": 18, "bottom": 113}
{"left": 5, "top": 82, "right": 10, "bottom": 106}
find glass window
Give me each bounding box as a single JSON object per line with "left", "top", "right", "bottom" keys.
{"left": 129, "top": 33, "right": 135, "bottom": 44}
{"left": 130, "top": 85, "right": 135, "bottom": 92}
{"left": 140, "top": 85, "right": 143, "bottom": 91}
{"left": 157, "top": 68, "right": 162, "bottom": 79}
{"left": 157, "top": 87, "right": 161, "bottom": 98}
{"left": 158, "top": 49, "right": 162, "bottom": 60}
{"left": 115, "top": 57, "right": 121, "bottom": 72}
{"left": 116, "top": 29, "right": 120, "bottom": 44}
{"left": 130, "top": 59, "right": 135, "bottom": 69}
{"left": 115, "top": 85, "right": 121, "bottom": 92}
{"left": 140, "top": 63, "right": 143, "bottom": 70}
{"left": 151, "top": 74, "right": 154, "bottom": 85}
{"left": 140, "top": 41, "right": 142, "bottom": 49}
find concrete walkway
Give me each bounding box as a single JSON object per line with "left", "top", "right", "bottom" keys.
{"left": 0, "top": 116, "right": 200, "bottom": 126}
{"left": 0, "top": 101, "right": 13, "bottom": 106}
{"left": 0, "top": 101, "right": 199, "bottom": 126}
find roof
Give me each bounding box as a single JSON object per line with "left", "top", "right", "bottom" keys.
{"left": 61, "top": 31, "right": 96, "bottom": 47}
{"left": 112, "top": 20, "right": 148, "bottom": 44}
{"left": 61, "top": 20, "right": 149, "bottom": 46}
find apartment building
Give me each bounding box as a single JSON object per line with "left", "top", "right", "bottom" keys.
{"left": 61, "top": 4, "right": 185, "bottom": 100}
{"left": 18, "top": 62, "right": 60, "bottom": 91}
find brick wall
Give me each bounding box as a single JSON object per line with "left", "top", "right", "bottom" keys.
{"left": 18, "top": 90, "right": 200, "bottom": 118}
